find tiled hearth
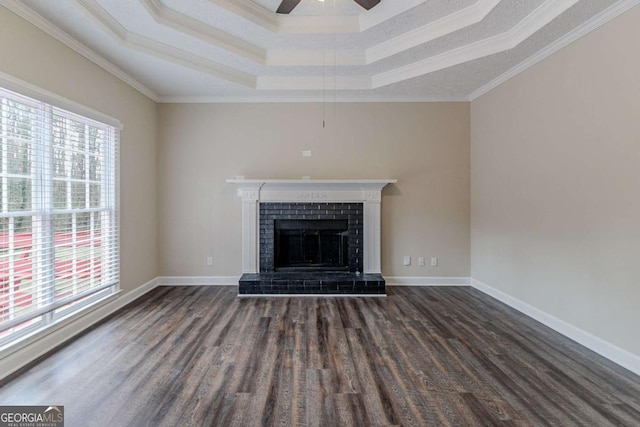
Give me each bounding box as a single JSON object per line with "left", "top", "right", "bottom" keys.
{"left": 238, "top": 272, "right": 386, "bottom": 295}
{"left": 227, "top": 179, "right": 396, "bottom": 296}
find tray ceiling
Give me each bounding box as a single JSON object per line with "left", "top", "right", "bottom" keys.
{"left": 3, "top": 0, "right": 638, "bottom": 102}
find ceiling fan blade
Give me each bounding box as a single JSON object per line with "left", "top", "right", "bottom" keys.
{"left": 353, "top": 0, "right": 381, "bottom": 10}
{"left": 276, "top": 0, "right": 303, "bottom": 14}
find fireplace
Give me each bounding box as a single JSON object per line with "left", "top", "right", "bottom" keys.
{"left": 226, "top": 179, "right": 397, "bottom": 296}
{"left": 260, "top": 202, "right": 363, "bottom": 274}
{"left": 275, "top": 219, "right": 349, "bottom": 271}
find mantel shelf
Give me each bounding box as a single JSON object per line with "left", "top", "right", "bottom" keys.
{"left": 225, "top": 179, "right": 397, "bottom": 192}
{"left": 225, "top": 179, "right": 398, "bottom": 184}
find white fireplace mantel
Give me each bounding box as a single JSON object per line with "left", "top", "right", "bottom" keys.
{"left": 226, "top": 179, "right": 397, "bottom": 274}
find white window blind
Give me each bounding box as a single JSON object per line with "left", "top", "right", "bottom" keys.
{"left": 0, "top": 86, "right": 119, "bottom": 346}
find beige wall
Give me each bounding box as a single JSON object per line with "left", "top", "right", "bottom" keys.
{"left": 158, "top": 102, "right": 470, "bottom": 278}
{"left": 471, "top": 6, "right": 640, "bottom": 356}
{"left": 0, "top": 6, "right": 158, "bottom": 293}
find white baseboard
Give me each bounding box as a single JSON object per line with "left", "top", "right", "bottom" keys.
{"left": 0, "top": 277, "right": 159, "bottom": 382}
{"left": 471, "top": 278, "right": 640, "bottom": 377}
{"left": 385, "top": 276, "right": 471, "bottom": 286}
{"left": 156, "top": 276, "right": 240, "bottom": 286}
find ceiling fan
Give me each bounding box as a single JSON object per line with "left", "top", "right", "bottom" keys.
{"left": 276, "top": 0, "right": 381, "bottom": 14}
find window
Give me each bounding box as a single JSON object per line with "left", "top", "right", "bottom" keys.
{"left": 0, "top": 86, "right": 119, "bottom": 347}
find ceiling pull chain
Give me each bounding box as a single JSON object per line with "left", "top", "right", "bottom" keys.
{"left": 322, "top": 0, "right": 327, "bottom": 128}
{"left": 334, "top": 0, "right": 337, "bottom": 118}
{"left": 323, "top": 45, "right": 326, "bottom": 128}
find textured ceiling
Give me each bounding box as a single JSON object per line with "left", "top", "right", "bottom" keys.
{"left": 5, "top": 0, "right": 637, "bottom": 101}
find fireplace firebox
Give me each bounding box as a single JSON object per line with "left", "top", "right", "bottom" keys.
{"left": 275, "top": 219, "right": 349, "bottom": 271}
{"left": 259, "top": 202, "right": 363, "bottom": 273}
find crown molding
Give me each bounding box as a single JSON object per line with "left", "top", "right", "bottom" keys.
{"left": 8, "top": 0, "right": 627, "bottom": 99}
{"left": 138, "top": 0, "right": 503, "bottom": 67}
{"left": 372, "top": 0, "right": 579, "bottom": 88}
{"left": 469, "top": 0, "right": 640, "bottom": 100}
{"left": 367, "top": 0, "right": 501, "bottom": 63}
{"left": 71, "top": 0, "right": 256, "bottom": 88}
{"left": 510, "top": 0, "right": 576, "bottom": 40}
{"left": 157, "top": 95, "right": 470, "bottom": 103}
{"left": 66, "top": 0, "right": 585, "bottom": 92}
{"left": 73, "top": 0, "right": 126, "bottom": 39}
{"left": 0, "top": 0, "right": 159, "bottom": 101}
{"left": 139, "top": 0, "right": 265, "bottom": 64}
{"left": 128, "top": 34, "right": 256, "bottom": 87}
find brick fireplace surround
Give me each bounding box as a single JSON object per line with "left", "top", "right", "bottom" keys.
{"left": 227, "top": 179, "right": 396, "bottom": 296}
{"left": 259, "top": 202, "right": 364, "bottom": 273}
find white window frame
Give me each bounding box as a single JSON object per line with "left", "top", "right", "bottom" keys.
{"left": 0, "top": 73, "right": 121, "bottom": 352}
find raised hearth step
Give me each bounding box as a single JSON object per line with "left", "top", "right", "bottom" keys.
{"left": 238, "top": 272, "right": 386, "bottom": 296}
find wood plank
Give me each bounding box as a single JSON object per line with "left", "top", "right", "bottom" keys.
{"left": 0, "top": 286, "right": 638, "bottom": 426}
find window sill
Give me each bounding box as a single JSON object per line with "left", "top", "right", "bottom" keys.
{"left": 0, "top": 290, "right": 120, "bottom": 360}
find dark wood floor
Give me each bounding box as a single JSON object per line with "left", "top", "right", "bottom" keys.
{"left": 1, "top": 286, "right": 640, "bottom": 426}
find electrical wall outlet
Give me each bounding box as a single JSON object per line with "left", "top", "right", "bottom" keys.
{"left": 403, "top": 256, "right": 411, "bottom": 266}
{"left": 418, "top": 257, "right": 425, "bottom": 267}
{"left": 207, "top": 256, "right": 213, "bottom": 266}
{"left": 303, "top": 150, "right": 312, "bottom": 157}
{"left": 431, "top": 257, "right": 438, "bottom": 267}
